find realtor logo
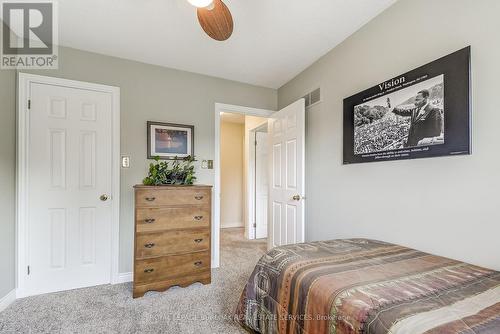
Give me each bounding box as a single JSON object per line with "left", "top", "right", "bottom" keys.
{"left": 1, "top": 0, "right": 58, "bottom": 69}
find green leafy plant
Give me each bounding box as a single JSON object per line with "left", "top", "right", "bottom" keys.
{"left": 143, "top": 156, "right": 197, "bottom": 186}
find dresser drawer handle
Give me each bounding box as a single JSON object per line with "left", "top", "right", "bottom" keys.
{"left": 194, "top": 195, "right": 204, "bottom": 200}
{"left": 145, "top": 197, "right": 156, "bottom": 202}
{"left": 144, "top": 219, "right": 156, "bottom": 224}
{"left": 194, "top": 216, "right": 203, "bottom": 221}
{"left": 194, "top": 238, "right": 203, "bottom": 243}
{"left": 144, "top": 268, "right": 154, "bottom": 273}
{"left": 144, "top": 243, "right": 155, "bottom": 248}
{"left": 194, "top": 261, "right": 203, "bottom": 267}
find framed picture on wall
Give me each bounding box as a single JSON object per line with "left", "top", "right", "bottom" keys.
{"left": 343, "top": 46, "right": 471, "bottom": 164}
{"left": 147, "top": 121, "right": 194, "bottom": 160}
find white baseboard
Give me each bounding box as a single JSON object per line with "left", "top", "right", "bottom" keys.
{"left": 0, "top": 289, "right": 17, "bottom": 313}
{"left": 221, "top": 222, "right": 244, "bottom": 229}
{"left": 114, "top": 272, "right": 133, "bottom": 284}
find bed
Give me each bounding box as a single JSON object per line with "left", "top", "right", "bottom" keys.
{"left": 235, "top": 239, "right": 500, "bottom": 334}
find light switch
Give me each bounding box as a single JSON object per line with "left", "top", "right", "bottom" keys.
{"left": 121, "top": 156, "right": 130, "bottom": 168}
{"left": 201, "top": 160, "right": 208, "bottom": 169}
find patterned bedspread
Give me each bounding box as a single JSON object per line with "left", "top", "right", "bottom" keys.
{"left": 235, "top": 239, "right": 500, "bottom": 334}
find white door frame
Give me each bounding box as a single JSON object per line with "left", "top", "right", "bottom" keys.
{"left": 16, "top": 73, "right": 121, "bottom": 298}
{"left": 213, "top": 103, "right": 274, "bottom": 268}
{"left": 248, "top": 123, "right": 268, "bottom": 240}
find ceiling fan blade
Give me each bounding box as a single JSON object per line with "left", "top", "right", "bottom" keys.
{"left": 197, "top": 0, "right": 234, "bottom": 41}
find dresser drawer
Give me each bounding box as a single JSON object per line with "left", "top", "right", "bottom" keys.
{"left": 135, "top": 188, "right": 210, "bottom": 207}
{"left": 136, "top": 207, "right": 210, "bottom": 233}
{"left": 136, "top": 229, "right": 210, "bottom": 259}
{"left": 135, "top": 251, "right": 210, "bottom": 284}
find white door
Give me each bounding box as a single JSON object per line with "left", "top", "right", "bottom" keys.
{"left": 268, "top": 99, "right": 305, "bottom": 248}
{"left": 255, "top": 131, "right": 268, "bottom": 239}
{"left": 26, "top": 82, "right": 113, "bottom": 296}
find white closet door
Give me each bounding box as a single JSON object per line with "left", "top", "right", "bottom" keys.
{"left": 255, "top": 131, "right": 269, "bottom": 239}
{"left": 27, "top": 82, "right": 113, "bottom": 296}
{"left": 268, "top": 99, "right": 305, "bottom": 248}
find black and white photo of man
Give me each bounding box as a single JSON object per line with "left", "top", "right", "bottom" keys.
{"left": 345, "top": 47, "right": 471, "bottom": 164}
{"left": 392, "top": 89, "right": 444, "bottom": 147}
{"left": 353, "top": 74, "right": 444, "bottom": 155}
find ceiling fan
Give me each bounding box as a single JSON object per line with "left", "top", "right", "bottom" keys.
{"left": 187, "top": 0, "right": 234, "bottom": 41}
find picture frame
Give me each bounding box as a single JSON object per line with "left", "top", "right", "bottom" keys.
{"left": 343, "top": 46, "right": 471, "bottom": 164}
{"left": 147, "top": 121, "right": 194, "bottom": 160}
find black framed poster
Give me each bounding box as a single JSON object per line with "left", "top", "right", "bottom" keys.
{"left": 343, "top": 46, "right": 471, "bottom": 164}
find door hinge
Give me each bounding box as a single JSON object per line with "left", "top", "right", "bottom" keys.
{"left": 27, "top": 265, "right": 30, "bottom": 275}
{"left": 255, "top": 140, "right": 257, "bottom": 146}
{"left": 253, "top": 223, "right": 257, "bottom": 228}
{"left": 28, "top": 99, "right": 31, "bottom": 110}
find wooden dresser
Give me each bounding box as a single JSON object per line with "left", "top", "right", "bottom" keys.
{"left": 133, "top": 185, "right": 212, "bottom": 298}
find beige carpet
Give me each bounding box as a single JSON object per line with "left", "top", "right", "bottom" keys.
{"left": 0, "top": 228, "right": 267, "bottom": 334}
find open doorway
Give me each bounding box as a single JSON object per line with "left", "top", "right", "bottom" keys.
{"left": 213, "top": 104, "right": 274, "bottom": 268}
{"left": 219, "top": 112, "right": 269, "bottom": 238}
{"left": 213, "top": 101, "right": 306, "bottom": 268}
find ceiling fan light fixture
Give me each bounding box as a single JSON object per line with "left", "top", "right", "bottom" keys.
{"left": 187, "top": 0, "right": 214, "bottom": 8}
{"left": 197, "top": 0, "right": 233, "bottom": 41}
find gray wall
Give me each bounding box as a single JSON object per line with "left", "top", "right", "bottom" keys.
{"left": 0, "top": 19, "right": 17, "bottom": 300}
{"left": 278, "top": 0, "right": 500, "bottom": 270}
{"left": 0, "top": 46, "right": 276, "bottom": 298}
{"left": 0, "top": 68, "right": 16, "bottom": 300}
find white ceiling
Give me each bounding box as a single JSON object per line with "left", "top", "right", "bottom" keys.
{"left": 58, "top": 0, "right": 397, "bottom": 88}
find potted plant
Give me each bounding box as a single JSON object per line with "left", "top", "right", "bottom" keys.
{"left": 143, "top": 156, "right": 197, "bottom": 186}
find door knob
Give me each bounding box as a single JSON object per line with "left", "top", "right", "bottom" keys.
{"left": 100, "top": 194, "right": 109, "bottom": 201}
{"left": 292, "top": 195, "right": 301, "bottom": 201}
